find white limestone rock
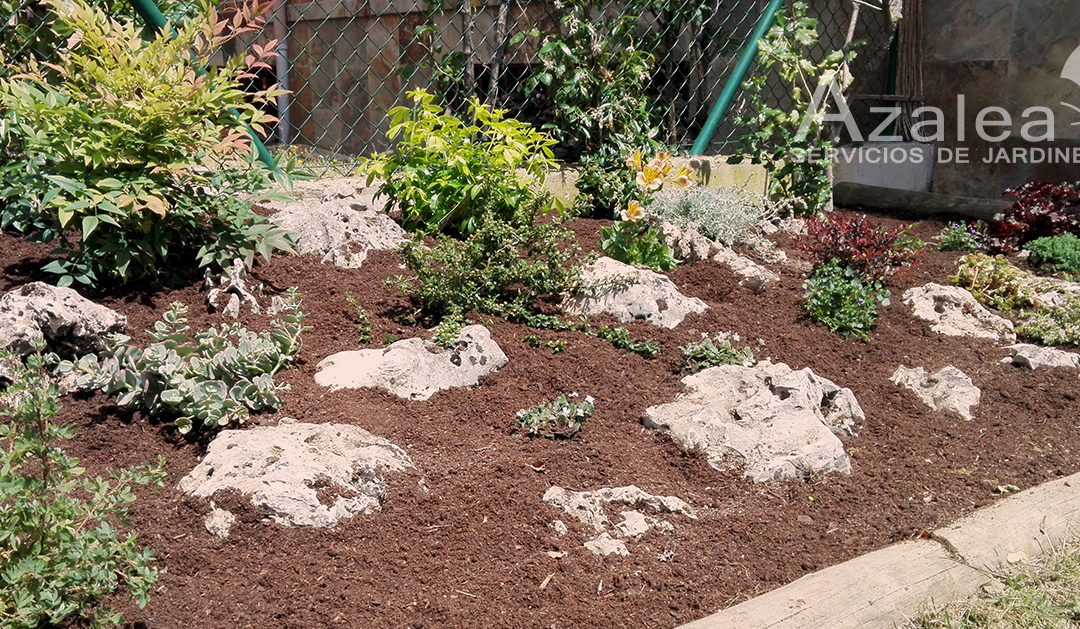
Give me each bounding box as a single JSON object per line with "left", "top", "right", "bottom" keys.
{"left": 903, "top": 283, "right": 1016, "bottom": 343}
{"left": 891, "top": 365, "right": 981, "bottom": 420}
{"left": 178, "top": 418, "right": 413, "bottom": 528}
{"left": 562, "top": 257, "right": 707, "bottom": 329}
{"left": 1003, "top": 344, "right": 1080, "bottom": 370}
{"left": 0, "top": 282, "right": 126, "bottom": 356}
{"left": 642, "top": 361, "right": 863, "bottom": 482}
{"left": 315, "top": 325, "right": 507, "bottom": 401}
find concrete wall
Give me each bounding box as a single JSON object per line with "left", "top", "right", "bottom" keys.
{"left": 923, "top": 0, "right": 1080, "bottom": 197}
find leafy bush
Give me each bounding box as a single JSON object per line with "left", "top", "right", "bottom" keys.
{"left": 937, "top": 222, "right": 983, "bottom": 252}
{"left": 61, "top": 291, "right": 309, "bottom": 435}
{"left": 1016, "top": 296, "right": 1080, "bottom": 346}
{"left": 1023, "top": 233, "right": 1080, "bottom": 274}
{"left": 679, "top": 332, "right": 758, "bottom": 373}
{"left": 523, "top": 0, "right": 660, "bottom": 217}
{"left": 803, "top": 260, "right": 889, "bottom": 341}
{"left": 359, "top": 88, "right": 557, "bottom": 236}
{"left": 515, "top": 392, "right": 595, "bottom": 439}
{"left": 728, "top": 1, "right": 857, "bottom": 215}
{"left": 986, "top": 181, "right": 1080, "bottom": 252}
{"left": 599, "top": 209, "right": 678, "bottom": 272}
{"left": 1, "top": 346, "right": 165, "bottom": 628}
{"left": 804, "top": 213, "right": 922, "bottom": 284}
{"left": 649, "top": 185, "right": 778, "bottom": 247}
{"left": 950, "top": 254, "right": 1042, "bottom": 312}
{"left": 394, "top": 199, "right": 582, "bottom": 320}
{"left": 0, "top": 0, "right": 295, "bottom": 287}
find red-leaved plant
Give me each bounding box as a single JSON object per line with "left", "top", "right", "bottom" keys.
{"left": 803, "top": 213, "right": 921, "bottom": 284}
{"left": 985, "top": 181, "right": 1080, "bottom": 252}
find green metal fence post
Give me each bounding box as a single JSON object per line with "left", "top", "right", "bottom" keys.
{"left": 689, "top": 0, "right": 785, "bottom": 156}
{"left": 128, "top": 0, "right": 278, "bottom": 171}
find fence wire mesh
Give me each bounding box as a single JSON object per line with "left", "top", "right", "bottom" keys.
{"left": 2, "top": 0, "right": 895, "bottom": 175}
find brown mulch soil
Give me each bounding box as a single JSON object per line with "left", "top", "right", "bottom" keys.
{"left": 4, "top": 209, "right": 1079, "bottom": 628}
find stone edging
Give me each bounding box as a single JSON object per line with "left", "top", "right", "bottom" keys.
{"left": 678, "top": 472, "right": 1080, "bottom": 628}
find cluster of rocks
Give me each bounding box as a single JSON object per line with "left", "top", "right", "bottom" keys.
{"left": 0, "top": 282, "right": 125, "bottom": 356}
{"left": 543, "top": 485, "right": 696, "bottom": 557}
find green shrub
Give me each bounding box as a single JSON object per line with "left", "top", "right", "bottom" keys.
{"left": 803, "top": 260, "right": 889, "bottom": 341}
{"left": 950, "top": 253, "right": 1042, "bottom": 312}
{"left": 61, "top": 291, "right": 309, "bottom": 435}
{"left": 1016, "top": 296, "right": 1080, "bottom": 346}
{"left": 649, "top": 186, "right": 777, "bottom": 247}
{"left": 599, "top": 211, "right": 679, "bottom": 271}
{"left": 393, "top": 199, "right": 582, "bottom": 320}
{"left": 0, "top": 346, "right": 165, "bottom": 628}
{"left": 679, "top": 332, "right": 758, "bottom": 373}
{"left": 515, "top": 393, "right": 595, "bottom": 439}
{"left": 1023, "top": 233, "right": 1080, "bottom": 274}
{"left": 522, "top": 0, "right": 660, "bottom": 218}
{"left": 937, "top": 222, "right": 983, "bottom": 252}
{"left": 0, "top": 0, "right": 295, "bottom": 287}
{"left": 359, "top": 88, "right": 557, "bottom": 236}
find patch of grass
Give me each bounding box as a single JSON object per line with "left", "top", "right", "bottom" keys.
{"left": 912, "top": 542, "right": 1080, "bottom": 628}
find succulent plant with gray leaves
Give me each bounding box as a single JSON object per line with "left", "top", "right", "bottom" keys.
{"left": 60, "top": 289, "right": 309, "bottom": 435}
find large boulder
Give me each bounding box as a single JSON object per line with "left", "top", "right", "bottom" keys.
{"left": 891, "top": 365, "right": 981, "bottom": 420}
{"left": 902, "top": 283, "right": 1016, "bottom": 343}
{"left": 543, "top": 485, "right": 696, "bottom": 557}
{"left": 178, "top": 418, "right": 413, "bottom": 531}
{"left": 315, "top": 325, "right": 507, "bottom": 400}
{"left": 0, "top": 282, "right": 126, "bottom": 356}
{"left": 642, "top": 361, "right": 863, "bottom": 482}
{"left": 562, "top": 256, "right": 707, "bottom": 329}
{"left": 266, "top": 178, "right": 406, "bottom": 269}
{"left": 1002, "top": 344, "right": 1080, "bottom": 370}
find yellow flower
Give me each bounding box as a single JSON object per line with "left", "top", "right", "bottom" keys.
{"left": 636, "top": 165, "right": 664, "bottom": 191}
{"left": 671, "top": 165, "right": 695, "bottom": 188}
{"left": 625, "top": 149, "right": 644, "bottom": 172}
{"left": 622, "top": 200, "right": 645, "bottom": 221}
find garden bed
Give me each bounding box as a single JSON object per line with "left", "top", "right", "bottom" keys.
{"left": 4, "top": 208, "right": 1078, "bottom": 628}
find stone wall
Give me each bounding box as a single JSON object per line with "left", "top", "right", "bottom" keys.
{"left": 923, "top": 0, "right": 1080, "bottom": 197}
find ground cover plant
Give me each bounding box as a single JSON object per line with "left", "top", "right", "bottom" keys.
{"left": 650, "top": 185, "right": 778, "bottom": 248}
{"left": 679, "top": 332, "right": 758, "bottom": 372}
{"left": 802, "top": 260, "right": 889, "bottom": 341}
{"left": 1023, "top": 233, "right": 1080, "bottom": 275}
{"left": 0, "top": 346, "right": 165, "bottom": 628}
{"left": 60, "top": 291, "right": 308, "bottom": 435}
{"left": 514, "top": 392, "right": 595, "bottom": 439}
{"left": 937, "top": 222, "right": 982, "bottom": 253}
{"left": 0, "top": 0, "right": 295, "bottom": 287}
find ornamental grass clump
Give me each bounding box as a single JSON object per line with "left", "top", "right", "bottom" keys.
{"left": 515, "top": 393, "right": 596, "bottom": 439}
{"left": 0, "top": 0, "right": 296, "bottom": 287}
{"left": 0, "top": 346, "right": 165, "bottom": 628}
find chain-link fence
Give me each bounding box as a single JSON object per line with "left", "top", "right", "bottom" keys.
{"left": 2, "top": 0, "right": 896, "bottom": 174}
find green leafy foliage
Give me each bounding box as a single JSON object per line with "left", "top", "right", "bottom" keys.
{"left": 522, "top": 335, "right": 567, "bottom": 354}
{"left": 522, "top": 0, "right": 661, "bottom": 217}
{"left": 803, "top": 260, "right": 889, "bottom": 341}
{"left": 1023, "top": 234, "right": 1080, "bottom": 274}
{"left": 0, "top": 0, "right": 296, "bottom": 287}
{"left": 0, "top": 346, "right": 165, "bottom": 628}
{"left": 1016, "top": 296, "right": 1080, "bottom": 346}
{"left": 359, "top": 88, "right": 557, "bottom": 236}
{"left": 432, "top": 310, "right": 469, "bottom": 348}
{"left": 60, "top": 291, "right": 309, "bottom": 435}
{"left": 937, "top": 222, "right": 983, "bottom": 253}
{"left": 804, "top": 213, "right": 922, "bottom": 284}
{"left": 599, "top": 217, "right": 678, "bottom": 271}
{"left": 394, "top": 199, "right": 582, "bottom": 321}
{"left": 345, "top": 291, "right": 373, "bottom": 344}
{"left": 950, "top": 254, "right": 1042, "bottom": 312}
{"left": 515, "top": 392, "right": 595, "bottom": 439}
{"left": 595, "top": 325, "right": 661, "bottom": 358}
{"left": 728, "top": 1, "right": 857, "bottom": 215}
{"left": 679, "top": 332, "right": 759, "bottom": 373}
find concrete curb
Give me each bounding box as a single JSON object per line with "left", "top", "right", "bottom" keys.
{"left": 678, "top": 473, "right": 1080, "bottom": 628}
